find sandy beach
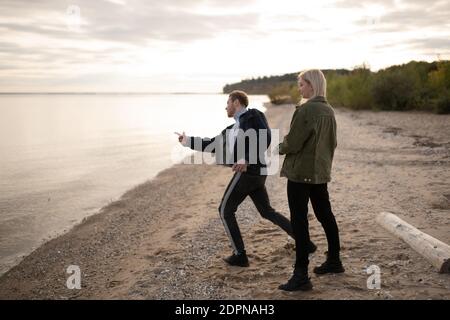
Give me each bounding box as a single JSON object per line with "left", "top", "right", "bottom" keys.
{"left": 0, "top": 103, "right": 449, "bottom": 300}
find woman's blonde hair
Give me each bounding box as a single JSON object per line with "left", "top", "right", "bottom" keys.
{"left": 298, "top": 69, "right": 327, "bottom": 99}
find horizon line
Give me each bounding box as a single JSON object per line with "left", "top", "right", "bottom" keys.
{"left": 0, "top": 91, "right": 226, "bottom": 95}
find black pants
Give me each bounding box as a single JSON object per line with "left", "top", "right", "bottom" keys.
{"left": 287, "top": 180, "right": 341, "bottom": 270}
{"left": 219, "top": 172, "right": 293, "bottom": 254}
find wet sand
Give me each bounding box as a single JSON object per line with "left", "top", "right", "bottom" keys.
{"left": 0, "top": 104, "right": 449, "bottom": 299}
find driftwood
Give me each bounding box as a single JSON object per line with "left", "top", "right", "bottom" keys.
{"left": 376, "top": 211, "right": 450, "bottom": 273}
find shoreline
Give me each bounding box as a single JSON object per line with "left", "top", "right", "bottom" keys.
{"left": 0, "top": 97, "right": 268, "bottom": 281}
{"left": 0, "top": 103, "right": 449, "bottom": 299}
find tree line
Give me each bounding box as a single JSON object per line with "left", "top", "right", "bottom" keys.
{"left": 223, "top": 61, "right": 450, "bottom": 114}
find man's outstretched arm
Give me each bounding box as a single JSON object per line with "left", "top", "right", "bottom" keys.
{"left": 175, "top": 131, "right": 220, "bottom": 153}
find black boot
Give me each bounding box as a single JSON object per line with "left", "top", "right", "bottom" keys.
{"left": 278, "top": 269, "right": 313, "bottom": 291}
{"left": 313, "top": 254, "right": 345, "bottom": 275}
{"left": 223, "top": 251, "right": 249, "bottom": 267}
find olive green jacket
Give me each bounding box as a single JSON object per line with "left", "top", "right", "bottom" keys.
{"left": 279, "top": 96, "right": 337, "bottom": 184}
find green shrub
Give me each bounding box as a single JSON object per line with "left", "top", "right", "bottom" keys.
{"left": 326, "top": 66, "right": 374, "bottom": 110}
{"left": 268, "top": 82, "right": 297, "bottom": 105}
{"left": 226, "top": 60, "right": 450, "bottom": 113}
{"left": 434, "top": 94, "right": 450, "bottom": 114}
{"left": 372, "top": 68, "right": 421, "bottom": 111}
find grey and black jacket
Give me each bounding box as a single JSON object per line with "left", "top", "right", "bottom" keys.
{"left": 186, "top": 108, "right": 271, "bottom": 175}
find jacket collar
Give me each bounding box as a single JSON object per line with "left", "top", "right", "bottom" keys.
{"left": 309, "top": 96, "right": 327, "bottom": 103}
{"left": 295, "top": 96, "right": 327, "bottom": 109}
{"left": 238, "top": 108, "right": 255, "bottom": 121}
{"left": 233, "top": 107, "right": 247, "bottom": 121}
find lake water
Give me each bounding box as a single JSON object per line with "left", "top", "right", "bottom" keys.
{"left": 0, "top": 93, "right": 268, "bottom": 275}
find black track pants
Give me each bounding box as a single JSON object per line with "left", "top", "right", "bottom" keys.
{"left": 218, "top": 172, "right": 293, "bottom": 254}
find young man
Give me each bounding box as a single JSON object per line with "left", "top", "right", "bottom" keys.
{"left": 176, "top": 90, "right": 316, "bottom": 267}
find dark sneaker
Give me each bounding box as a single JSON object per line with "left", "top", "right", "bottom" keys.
{"left": 279, "top": 273, "right": 313, "bottom": 291}
{"left": 223, "top": 252, "right": 249, "bottom": 267}
{"left": 313, "top": 256, "right": 345, "bottom": 275}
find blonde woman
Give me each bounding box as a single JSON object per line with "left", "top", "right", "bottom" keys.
{"left": 278, "top": 69, "right": 344, "bottom": 291}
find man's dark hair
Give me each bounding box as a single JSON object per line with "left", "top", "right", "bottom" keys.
{"left": 229, "top": 90, "right": 249, "bottom": 107}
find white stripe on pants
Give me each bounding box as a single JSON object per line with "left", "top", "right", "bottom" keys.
{"left": 219, "top": 172, "right": 242, "bottom": 254}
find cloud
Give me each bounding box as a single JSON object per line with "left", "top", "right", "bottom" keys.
{"left": 407, "top": 38, "right": 450, "bottom": 54}
{"left": 0, "top": 1, "right": 261, "bottom": 83}
{"left": 0, "top": 0, "right": 261, "bottom": 44}
{"left": 352, "top": 4, "right": 450, "bottom": 31}
{"left": 0, "top": 0, "right": 449, "bottom": 92}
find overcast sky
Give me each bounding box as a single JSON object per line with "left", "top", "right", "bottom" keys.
{"left": 0, "top": 0, "right": 449, "bottom": 92}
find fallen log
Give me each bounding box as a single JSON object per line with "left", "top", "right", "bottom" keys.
{"left": 376, "top": 211, "right": 450, "bottom": 273}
